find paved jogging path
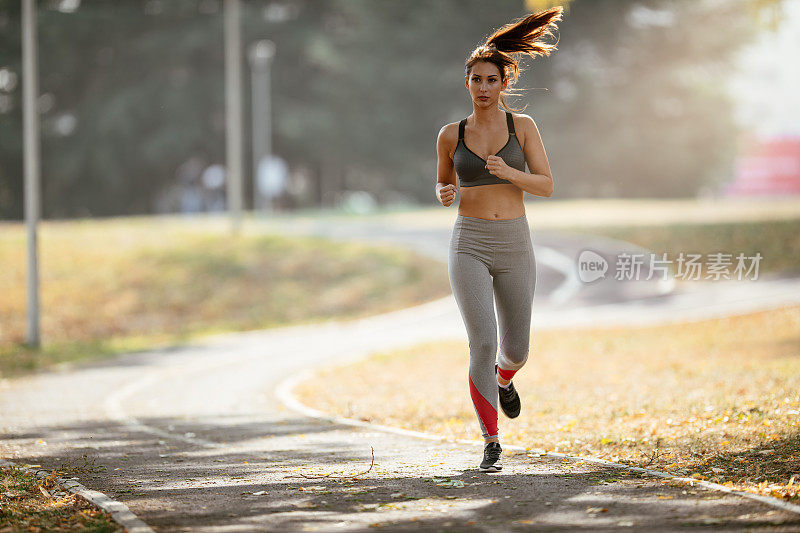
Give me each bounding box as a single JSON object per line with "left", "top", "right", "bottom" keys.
{"left": 2, "top": 214, "right": 800, "bottom": 531}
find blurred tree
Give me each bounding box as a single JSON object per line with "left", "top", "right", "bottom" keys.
{"left": 241, "top": 0, "right": 529, "bottom": 206}
{"left": 526, "top": 0, "right": 573, "bottom": 13}
{"left": 0, "top": 0, "right": 22, "bottom": 218}
{"left": 0, "top": 0, "right": 225, "bottom": 218}
{"left": 526, "top": 0, "right": 785, "bottom": 198}
{"left": 0, "top": 0, "right": 785, "bottom": 219}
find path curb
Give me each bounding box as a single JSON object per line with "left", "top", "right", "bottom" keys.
{"left": 276, "top": 366, "right": 800, "bottom": 517}
{"left": 0, "top": 459, "right": 154, "bottom": 533}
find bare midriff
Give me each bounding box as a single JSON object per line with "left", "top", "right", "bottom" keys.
{"left": 457, "top": 183, "right": 525, "bottom": 220}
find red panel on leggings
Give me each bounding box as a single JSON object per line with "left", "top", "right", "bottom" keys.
{"left": 468, "top": 370, "right": 498, "bottom": 436}
{"left": 497, "top": 366, "right": 517, "bottom": 381}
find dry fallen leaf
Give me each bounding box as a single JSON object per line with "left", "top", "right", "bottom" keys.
{"left": 294, "top": 501, "right": 316, "bottom": 508}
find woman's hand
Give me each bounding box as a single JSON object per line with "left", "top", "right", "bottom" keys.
{"left": 437, "top": 183, "right": 457, "bottom": 207}
{"left": 485, "top": 155, "right": 517, "bottom": 182}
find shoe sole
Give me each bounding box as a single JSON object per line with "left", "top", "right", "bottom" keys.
{"left": 479, "top": 464, "right": 502, "bottom": 472}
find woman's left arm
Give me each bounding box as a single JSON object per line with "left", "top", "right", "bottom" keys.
{"left": 486, "top": 115, "right": 554, "bottom": 197}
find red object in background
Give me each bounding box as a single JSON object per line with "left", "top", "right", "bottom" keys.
{"left": 724, "top": 135, "right": 800, "bottom": 196}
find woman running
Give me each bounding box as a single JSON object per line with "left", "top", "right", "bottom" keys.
{"left": 435, "top": 7, "right": 562, "bottom": 472}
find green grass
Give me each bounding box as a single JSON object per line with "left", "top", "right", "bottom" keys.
{"left": 0, "top": 216, "right": 449, "bottom": 378}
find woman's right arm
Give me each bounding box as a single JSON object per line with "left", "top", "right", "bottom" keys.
{"left": 435, "top": 124, "right": 458, "bottom": 207}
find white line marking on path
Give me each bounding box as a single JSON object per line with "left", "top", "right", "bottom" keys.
{"left": 103, "top": 348, "right": 280, "bottom": 450}
{"left": 534, "top": 245, "right": 584, "bottom": 305}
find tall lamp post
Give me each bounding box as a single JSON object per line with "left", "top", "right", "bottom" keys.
{"left": 22, "top": 0, "right": 41, "bottom": 348}
{"left": 224, "top": 0, "right": 243, "bottom": 235}
{"left": 248, "top": 40, "right": 275, "bottom": 213}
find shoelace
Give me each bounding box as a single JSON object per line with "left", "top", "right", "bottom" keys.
{"left": 485, "top": 444, "right": 502, "bottom": 461}
{"left": 499, "top": 382, "right": 516, "bottom": 397}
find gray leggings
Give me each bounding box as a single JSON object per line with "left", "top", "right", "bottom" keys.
{"left": 448, "top": 213, "right": 536, "bottom": 439}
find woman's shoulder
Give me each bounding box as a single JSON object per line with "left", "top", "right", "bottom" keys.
{"left": 437, "top": 121, "right": 461, "bottom": 145}
{"left": 436, "top": 121, "right": 461, "bottom": 160}
{"left": 508, "top": 110, "right": 535, "bottom": 124}
{"left": 438, "top": 120, "right": 461, "bottom": 135}
{"left": 507, "top": 112, "right": 538, "bottom": 140}
{"left": 508, "top": 111, "right": 537, "bottom": 127}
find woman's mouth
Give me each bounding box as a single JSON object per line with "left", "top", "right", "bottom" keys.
{"left": 478, "top": 96, "right": 489, "bottom": 100}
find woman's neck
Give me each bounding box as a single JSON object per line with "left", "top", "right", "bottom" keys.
{"left": 471, "top": 106, "right": 505, "bottom": 127}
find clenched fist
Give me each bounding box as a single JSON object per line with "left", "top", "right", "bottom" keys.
{"left": 437, "top": 184, "right": 457, "bottom": 207}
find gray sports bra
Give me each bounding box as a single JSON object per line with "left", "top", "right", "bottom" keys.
{"left": 454, "top": 111, "right": 526, "bottom": 187}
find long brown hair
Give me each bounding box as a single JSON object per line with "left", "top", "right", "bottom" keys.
{"left": 465, "top": 7, "right": 564, "bottom": 113}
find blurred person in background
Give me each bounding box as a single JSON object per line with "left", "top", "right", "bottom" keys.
{"left": 201, "top": 163, "right": 227, "bottom": 212}
{"left": 435, "top": 7, "right": 561, "bottom": 473}
{"left": 177, "top": 156, "right": 205, "bottom": 214}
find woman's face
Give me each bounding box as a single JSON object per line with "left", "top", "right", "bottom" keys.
{"left": 465, "top": 61, "right": 506, "bottom": 107}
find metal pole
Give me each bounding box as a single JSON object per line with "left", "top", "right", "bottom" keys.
{"left": 248, "top": 40, "right": 275, "bottom": 213}
{"left": 22, "top": 0, "right": 41, "bottom": 349}
{"left": 224, "top": 0, "right": 243, "bottom": 234}
{"left": 263, "top": 48, "right": 273, "bottom": 212}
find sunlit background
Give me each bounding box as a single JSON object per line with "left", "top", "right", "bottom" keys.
{"left": 0, "top": 0, "right": 798, "bottom": 220}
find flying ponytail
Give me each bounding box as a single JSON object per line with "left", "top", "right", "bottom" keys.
{"left": 466, "top": 7, "right": 564, "bottom": 112}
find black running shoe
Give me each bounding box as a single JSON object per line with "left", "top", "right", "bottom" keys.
{"left": 496, "top": 363, "right": 521, "bottom": 418}
{"left": 480, "top": 441, "right": 502, "bottom": 472}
